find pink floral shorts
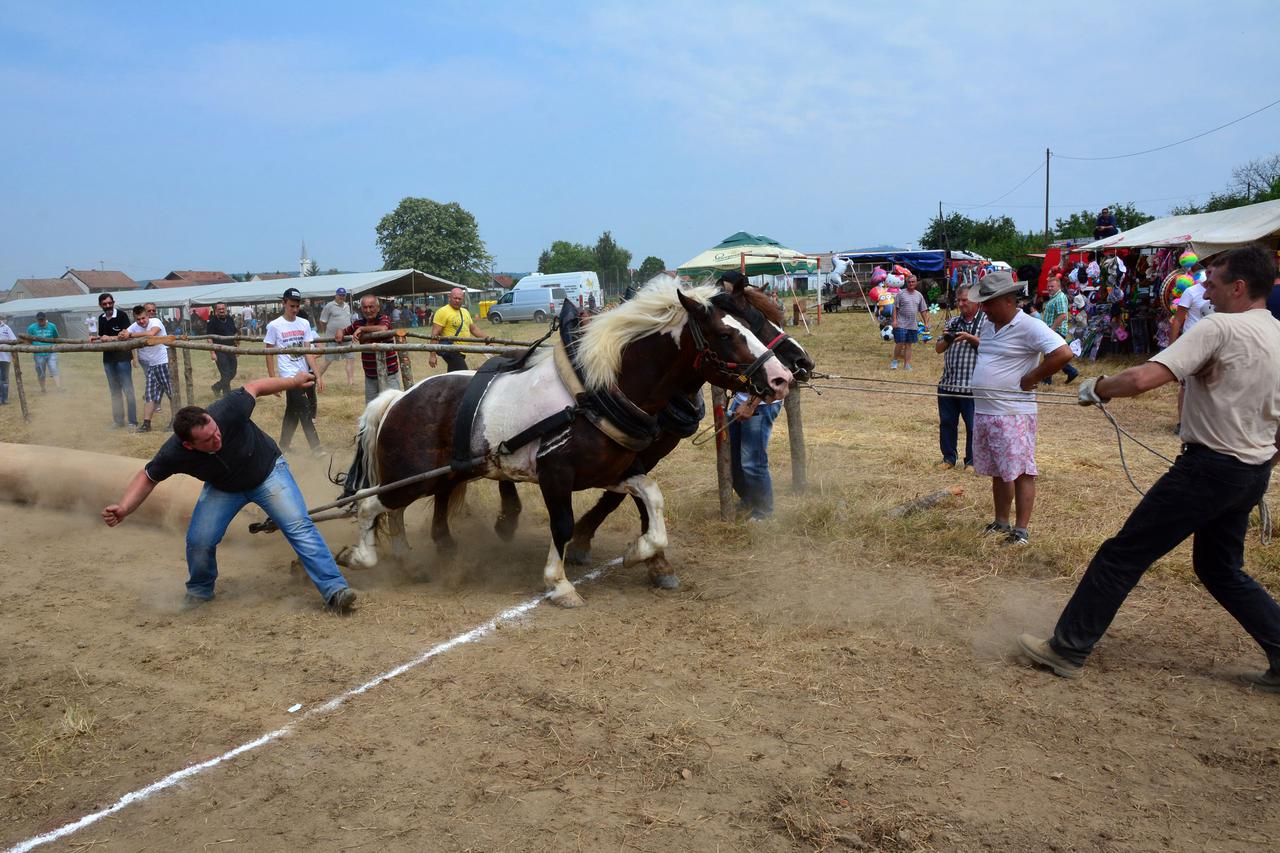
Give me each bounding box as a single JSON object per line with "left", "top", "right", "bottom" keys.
{"left": 973, "top": 413, "right": 1038, "bottom": 482}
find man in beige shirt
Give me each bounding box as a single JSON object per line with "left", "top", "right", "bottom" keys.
{"left": 1017, "top": 245, "right": 1280, "bottom": 690}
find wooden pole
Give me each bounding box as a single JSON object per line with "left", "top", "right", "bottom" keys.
{"left": 375, "top": 350, "right": 389, "bottom": 394}
{"left": 783, "top": 391, "right": 807, "bottom": 493}
{"left": 394, "top": 330, "right": 413, "bottom": 387}
{"left": 712, "top": 385, "right": 733, "bottom": 521}
{"left": 168, "top": 354, "right": 182, "bottom": 408}
{"left": 12, "top": 352, "right": 30, "bottom": 422}
{"left": 181, "top": 343, "right": 194, "bottom": 404}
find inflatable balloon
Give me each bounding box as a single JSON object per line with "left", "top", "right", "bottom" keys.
{"left": 1178, "top": 250, "right": 1198, "bottom": 269}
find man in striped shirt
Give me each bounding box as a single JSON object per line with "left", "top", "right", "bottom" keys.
{"left": 934, "top": 284, "right": 984, "bottom": 470}
{"left": 1041, "top": 276, "right": 1080, "bottom": 384}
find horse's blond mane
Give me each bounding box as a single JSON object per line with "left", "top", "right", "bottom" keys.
{"left": 575, "top": 280, "right": 718, "bottom": 391}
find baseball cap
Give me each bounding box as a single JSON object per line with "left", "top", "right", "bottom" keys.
{"left": 282, "top": 287, "right": 303, "bottom": 301}
{"left": 717, "top": 270, "right": 747, "bottom": 288}
{"left": 36, "top": 311, "right": 47, "bottom": 320}
{"left": 335, "top": 287, "right": 348, "bottom": 296}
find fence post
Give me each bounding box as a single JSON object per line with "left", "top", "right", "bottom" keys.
{"left": 12, "top": 352, "right": 30, "bottom": 422}
{"left": 711, "top": 385, "right": 733, "bottom": 521}
{"left": 168, "top": 353, "right": 183, "bottom": 408}
{"left": 181, "top": 342, "right": 194, "bottom": 404}
{"left": 375, "top": 350, "right": 389, "bottom": 394}
{"left": 395, "top": 331, "right": 413, "bottom": 386}
{"left": 783, "top": 391, "right": 807, "bottom": 492}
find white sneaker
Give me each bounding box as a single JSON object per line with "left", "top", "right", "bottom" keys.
{"left": 890, "top": 359, "right": 899, "bottom": 370}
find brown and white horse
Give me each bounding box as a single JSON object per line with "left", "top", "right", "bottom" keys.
{"left": 340, "top": 280, "right": 793, "bottom": 605}
{"left": 496, "top": 279, "right": 815, "bottom": 588}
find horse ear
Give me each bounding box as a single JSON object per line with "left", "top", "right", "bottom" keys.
{"left": 676, "top": 289, "right": 707, "bottom": 317}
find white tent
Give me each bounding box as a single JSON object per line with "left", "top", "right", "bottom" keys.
{"left": 1080, "top": 198, "right": 1280, "bottom": 257}
{"left": 0, "top": 269, "right": 457, "bottom": 321}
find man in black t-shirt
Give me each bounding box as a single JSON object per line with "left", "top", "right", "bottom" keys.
{"left": 89, "top": 292, "right": 138, "bottom": 429}
{"left": 205, "top": 302, "right": 239, "bottom": 398}
{"left": 101, "top": 372, "right": 356, "bottom": 612}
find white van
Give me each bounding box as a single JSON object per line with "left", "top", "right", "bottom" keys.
{"left": 486, "top": 286, "right": 566, "bottom": 324}
{"left": 512, "top": 271, "right": 603, "bottom": 310}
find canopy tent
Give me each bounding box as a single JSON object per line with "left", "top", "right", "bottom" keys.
{"left": 834, "top": 249, "right": 947, "bottom": 274}
{"left": 0, "top": 269, "right": 457, "bottom": 319}
{"left": 1079, "top": 199, "right": 1280, "bottom": 257}
{"left": 677, "top": 232, "right": 817, "bottom": 278}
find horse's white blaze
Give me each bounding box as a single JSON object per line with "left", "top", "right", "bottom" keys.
{"left": 619, "top": 474, "right": 667, "bottom": 565}
{"left": 723, "top": 314, "right": 793, "bottom": 396}
{"left": 478, "top": 354, "right": 575, "bottom": 481}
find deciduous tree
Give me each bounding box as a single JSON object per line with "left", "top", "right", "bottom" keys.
{"left": 635, "top": 256, "right": 666, "bottom": 284}
{"left": 375, "top": 197, "right": 492, "bottom": 286}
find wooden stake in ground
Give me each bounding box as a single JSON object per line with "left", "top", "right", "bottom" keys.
{"left": 784, "top": 391, "right": 807, "bottom": 492}
{"left": 712, "top": 386, "right": 733, "bottom": 521}
{"left": 181, "top": 344, "right": 194, "bottom": 405}
{"left": 168, "top": 355, "right": 183, "bottom": 408}
{"left": 375, "top": 350, "right": 389, "bottom": 394}
{"left": 12, "top": 352, "right": 30, "bottom": 422}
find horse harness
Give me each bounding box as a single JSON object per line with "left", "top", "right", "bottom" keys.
{"left": 448, "top": 299, "right": 786, "bottom": 473}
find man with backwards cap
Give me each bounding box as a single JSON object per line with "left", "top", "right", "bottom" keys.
{"left": 264, "top": 287, "right": 324, "bottom": 454}
{"left": 968, "top": 271, "right": 1075, "bottom": 546}
{"left": 317, "top": 286, "right": 355, "bottom": 387}
{"left": 101, "top": 371, "right": 357, "bottom": 613}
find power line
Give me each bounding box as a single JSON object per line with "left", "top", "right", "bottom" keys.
{"left": 1053, "top": 96, "right": 1280, "bottom": 161}
{"left": 943, "top": 190, "right": 1216, "bottom": 211}
{"left": 948, "top": 159, "right": 1045, "bottom": 210}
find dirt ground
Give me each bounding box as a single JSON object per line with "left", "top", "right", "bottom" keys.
{"left": 2, "top": 312, "right": 1279, "bottom": 852}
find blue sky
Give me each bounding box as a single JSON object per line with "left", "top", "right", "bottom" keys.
{"left": 2, "top": 0, "right": 1278, "bottom": 286}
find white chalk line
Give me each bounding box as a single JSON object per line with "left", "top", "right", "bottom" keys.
{"left": 4, "top": 559, "right": 621, "bottom": 853}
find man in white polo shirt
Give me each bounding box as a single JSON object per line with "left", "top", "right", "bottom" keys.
{"left": 1019, "top": 245, "right": 1280, "bottom": 687}
{"left": 968, "top": 271, "right": 1075, "bottom": 546}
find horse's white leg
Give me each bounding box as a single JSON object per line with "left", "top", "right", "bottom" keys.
{"left": 543, "top": 541, "right": 585, "bottom": 607}
{"left": 618, "top": 475, "right": 668, "bottom": 567}
{"left": 342, "top": 496, "right": 386, "bottom": 569}
{"left": 387, "top": 507, "right": 410, "bottom": 560}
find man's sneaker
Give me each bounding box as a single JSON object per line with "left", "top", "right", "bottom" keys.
{"left": 1242, "top": 669, "right": 1280, "bottom": 694}
{"left": 889, "top": 359, "right": 899, "bottom": 370}
{"left": 136, "top": 422, "right": 151, "bottom": 433}
{"left": 1017, "top": 634, "right": 1083, "bottom": 679}
{"left": 182, "top": 593, "right": 211, "bottom": 610}
{"left": 1003, "top": 528, "right": 1030, "bottom": 546}
{"left": 327, "top": 587, "right": 357, "bottom": 613}
{"left": 938, "top": 461, "right": 955, "bottom": 470}
{"left": 981, "top": 521, "right": 1012, "bottom": 537}
{"left": 904, "top": 363, "right": 914, "bottom": 371}
{"left": 1065, "top": 372, "right": 1078, "bottom": 385}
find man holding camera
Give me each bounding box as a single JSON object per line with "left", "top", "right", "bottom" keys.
{"left": 934, "top": 284, "right": 984, "bottom": 470}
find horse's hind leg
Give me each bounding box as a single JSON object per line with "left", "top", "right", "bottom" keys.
{"left": 431, "top": 481, "right": 464, "bottom": 560}
{"left": 494, "top": 480, "right": 522, "bottom": 542}
{"left": 539, "top": 475, "right": 584, "bottom": 607}
{"left": 338, "top": 496, "right": 386, "bottom": 569}
{"left": 566, "top": 490, "right": 628, "bottom": 565}
{"left": 387, "top": 507, "right": 410, "bottom": 560}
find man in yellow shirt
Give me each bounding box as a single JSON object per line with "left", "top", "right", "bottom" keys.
{"left": 430, "top": 286, "right": 489, "bottom": 372}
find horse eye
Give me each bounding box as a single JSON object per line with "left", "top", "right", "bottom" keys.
{"left": 718, "top": 331, "right": 734, "bottom": 341}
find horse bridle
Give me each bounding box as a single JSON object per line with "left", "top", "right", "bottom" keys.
{"left": 686, "top": 306, "right": 782, "bottom": 393}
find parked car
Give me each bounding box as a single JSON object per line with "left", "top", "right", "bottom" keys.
{"left": 486, "top": 286, "right": 566, "bottom": 324}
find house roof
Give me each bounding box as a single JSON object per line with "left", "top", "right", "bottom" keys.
{"left": 146, "top": 279, "right": 205, "bottom": 289}
{"left": 164, "top": 270, "right": 235, "bottom": 284}
{"left": 491, "top": 274, "right": 515, "bottom": 289}
{"left": 65, "top": 269, "right": 139, "bottom": 291}
{"left": 251, "top": 272, "right": 294, "bottom": 281}
{"left": 5, "top": 278, "right": 85, "bottom": 301}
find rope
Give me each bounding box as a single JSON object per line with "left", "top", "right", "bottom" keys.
{"left": 805, "top": 382, "right": 1083, "bottom": 406}
{"left": 813, "top": 372, "right": 1080, "bottom": 399}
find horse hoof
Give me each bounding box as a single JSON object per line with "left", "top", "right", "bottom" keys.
{"left": 494, "top": 515, "right": 518, "bottom": 542}
{"left": 550, "top": 588, "right": 586, "bottom": 608}
{"left": 565, "top": 539, "right": 591, "bottom": 565}
{"left": 650, "top": 571, "right": 680, "bottom": 590}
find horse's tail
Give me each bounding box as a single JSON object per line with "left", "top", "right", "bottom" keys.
{"left": 345, "top": 388, "right": 404, "bottom": 493}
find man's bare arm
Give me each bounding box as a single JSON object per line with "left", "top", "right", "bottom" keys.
{"left": 1095, "top": 362, "right": 1177, "bottom": 400}
{"left": 102, "top": 469, "right": 158, "bottom": 527}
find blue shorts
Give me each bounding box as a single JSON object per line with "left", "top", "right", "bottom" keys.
{"left": 893, "top": 327, "right": 919, "bottom": 344}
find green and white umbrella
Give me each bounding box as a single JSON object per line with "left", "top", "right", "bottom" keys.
{"left": 676, "top": 232, "right": 816, "bottom": 279}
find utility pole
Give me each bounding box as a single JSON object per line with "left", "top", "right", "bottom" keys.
{"left": 1043, "top": 148, "right": 1050, "bottom": 245}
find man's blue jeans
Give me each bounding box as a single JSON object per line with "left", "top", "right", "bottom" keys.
{"left": 1050, "top": 445, "right": 1280, "bottom": 669}
{"left": 0, "top": 361, "right": 8, "bottom": 403}
{"left": 937, "top": 391, "right": 974, "bottom": 465}
{"left": 103, "top": 360, "right": 138, "bottom": 426}
{"left": 729, "top": 400, "right": 782, "bottom": 519}
{"left": 185, "top": 457, "right": 349, "bottom": 602}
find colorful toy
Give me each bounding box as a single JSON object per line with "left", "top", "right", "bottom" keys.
{"left": 917, "top": 320, "right": 932, "bottom": 343}
{"left": 1175, "top": 273, "right": 1193, "bottom": 293}
{"left": 1179, "top": 250, "right": 1198, "bottom": 269}
{"left": 928, "top": 303, "right": 941, "bottom": 314}
{"left": 1194, "top": 269, "right": 1207, "bottom": 285}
